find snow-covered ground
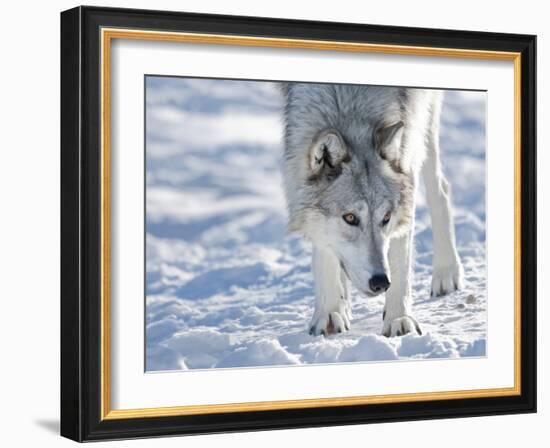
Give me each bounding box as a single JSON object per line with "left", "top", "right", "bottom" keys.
{"left": 145, "top": 77, "right": 486, "bottom": 371}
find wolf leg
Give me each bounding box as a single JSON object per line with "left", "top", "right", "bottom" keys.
{"left": 423, "top": 104, "right": 464, "bottom": 296}
{"left": 382, "top": 230, "right": 422, "bottom": 337}
{"left": 309, "top": 246, "right": 351, "bottom": 336}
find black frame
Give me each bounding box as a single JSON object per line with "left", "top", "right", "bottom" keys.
{"left": 61, "top": 5, "right": 536, "bottom": 442}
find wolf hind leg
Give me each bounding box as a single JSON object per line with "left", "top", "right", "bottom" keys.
{"left": 309, "top": 246, "right": 351, "bottom": 336}
{"left": 422, "top": 107, "right": 464, "bottom": 296}
{"left": 382, "top": 230, "right": 422, "bottom": 337}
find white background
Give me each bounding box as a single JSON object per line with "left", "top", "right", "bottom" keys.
{"left": 112, "top": 40, "right": 514, "bottom": 409}
{"left": 0, "top": 0, "right": 546, "bottom": 447}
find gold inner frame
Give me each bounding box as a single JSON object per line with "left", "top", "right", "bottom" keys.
{"left": 100, "top": 27, "right": 522, "bottom": 420}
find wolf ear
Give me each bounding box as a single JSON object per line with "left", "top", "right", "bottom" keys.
{"left": 374, "top": 121, "right": 404, "bottom": 160}
{"left": 308, "top": 131, "right": 348, "bottom": 177}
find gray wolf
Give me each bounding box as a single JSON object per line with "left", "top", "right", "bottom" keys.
{"left": 280, "top": 83, "right": 464, "bottom": 337}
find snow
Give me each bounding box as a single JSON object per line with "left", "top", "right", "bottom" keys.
{"left": 145, "top": 76, "right": 487, "bottom": 371}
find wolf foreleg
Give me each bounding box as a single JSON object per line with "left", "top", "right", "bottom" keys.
{"left": 309, "top": 246, "right": 351, "bottom": 336}
{"left": 382, "top": 231, "right": 422, "bottom": 337}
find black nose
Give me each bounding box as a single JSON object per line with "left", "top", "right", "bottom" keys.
{"left": 369, "top": 274, "right": 391, "bottom": 293}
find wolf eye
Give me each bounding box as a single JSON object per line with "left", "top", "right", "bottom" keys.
{"left": 343, "top": 213, "right": 360, "bottom": 226}
{"left": 382, "top": 211, "right": 392, "bottom": 226}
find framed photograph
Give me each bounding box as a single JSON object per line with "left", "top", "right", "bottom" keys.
{"left": 60, "top": 6, "right": 536, "bottom": 441}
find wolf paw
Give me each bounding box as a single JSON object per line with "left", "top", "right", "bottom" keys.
{"left": 309, "top": 308, "right": 350, "bottom": 336}
{"left": 382, "top": 315, "right": 422, "bottom": 337}
{"left": 431, "top": 258, "right": 464, "bottom": 296}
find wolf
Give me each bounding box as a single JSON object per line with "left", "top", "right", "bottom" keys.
{"left": 280, "top": 83, "right": 464, "bottom": 337}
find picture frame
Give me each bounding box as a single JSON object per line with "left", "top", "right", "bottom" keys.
{"left": 60, "top": 5, "right": 536, "bottom": 442}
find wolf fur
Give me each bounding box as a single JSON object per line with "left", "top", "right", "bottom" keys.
{"left": 281, "top": 83, "right": 464, "bottom": 337}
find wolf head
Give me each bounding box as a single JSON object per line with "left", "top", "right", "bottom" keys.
{"left": 281, "top": 83, "right": 419, "bottom": 297}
